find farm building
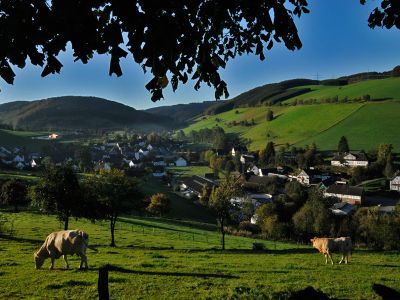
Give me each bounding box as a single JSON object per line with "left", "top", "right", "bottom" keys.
{"left": 180, "top": 175, "right": 217, "bottom": 197}
{"left": 331, "top": 152, "right": 369, "bottom": 167}
{"left": 324, "top": 184, "right": 364, "bottom": 205}
{"left": 389, "top": 173, "right": 400, "bottom": 192}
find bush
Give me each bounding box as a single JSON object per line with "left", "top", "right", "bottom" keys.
{"left": 147, "top": 193, "right": 171, "bottom": 216}
{"left": 238, "top": 221, "right": 261, "bottom": 234}
{"left": 252, "top": 242, "right": 266, "bottom": 251}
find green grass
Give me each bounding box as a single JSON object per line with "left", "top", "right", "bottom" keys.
{"left": 0, "top": 129, "right": 52, "bottom": 151}
{"left": 167, "top": 166, "right": 214, "bottom": 178}
{"left": 285, "top": 77, "right": 400, "bottom": 103}
{"left": 184, "top": 100, "right": 400, "bottom": 151}
{"left": 1, "top": 212, "right": 400, "bottom": 299}
{"left": 0, "top": 170, "right": 40, "bottom": 182}
{"left": 296, "top": 101, "right": 400, "bottom": 151}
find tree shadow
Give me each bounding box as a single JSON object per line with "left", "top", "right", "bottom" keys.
{"left": 0, "top": 234, "right": 42, "bottom": 245}
{"left": 371, "top": 264, "right": 400, "bottom": 268}
{"left": 105, "top": 265, "right": 239, "bottom": 279}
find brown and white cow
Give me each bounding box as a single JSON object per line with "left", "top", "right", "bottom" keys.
{"left": 34, "top": 230, "right": 89, "bottom": 270}
{"left": 310, "top": 237, "right": 352, "bottom": 265}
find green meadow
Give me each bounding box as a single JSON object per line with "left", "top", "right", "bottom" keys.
{"left": 0, "top": 212, "right": 399, "bottom": 299}
{"left": 284, "top": 77, "right": 400, "bottom": 103}
{"left": 184, "top": 101, "right": 400, "bottom": 151}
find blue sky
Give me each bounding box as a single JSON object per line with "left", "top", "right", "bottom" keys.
{"left": 0, "top": 0, "right": 399, "bottom": 109}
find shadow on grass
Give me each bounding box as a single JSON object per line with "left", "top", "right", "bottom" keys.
{"left": 0, "top": 234, "right": 42, "bottom": 245}
{"left": 371, "top": 264, "right": 400, "bottom": 268}
{"left": 46, "top": 280, "right": 92, "bottom": 290}
{"left": 106, "top": 265, "right": 239, "bottom": 279}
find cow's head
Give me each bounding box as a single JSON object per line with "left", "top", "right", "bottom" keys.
{"left": 310, "top": 237, "right": 318, "bottom": 247}
{"left": 34, "top": 252, "right": 45, "bottom": 269}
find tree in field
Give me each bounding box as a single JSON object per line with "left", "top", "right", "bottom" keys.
{"left": 200, "top": 184, "right": 211, "bottom": 206}
{"left": 338, "top": 136, "right": 350, "bottom": 153}
{"left": 74, "top": 147, "right": 92, "bottom": 172}
{"left": 384, "top": 153, "right": 394, "bottom": 178}
{"left": 86, "top": 169, "right": 144, "bottom": 247}
{"left": 264, "top": 141, "right": 276, "bottom": 165}
{"left": 392, "top": 66, "right": 400, "bottom": 77}
{"left": 147, "top": 193, "right": 171, "bottom": 217}
{"left": 0, "top": 179, "right": 27, "bottom": 212}
{"left": 266, "top": 109, "right": 274, "bottom": 121}
{"left": 30, "top": 164, "right": 82, "bottom": 230}
{"left": 292, "top": 190, "right": 333, "bottom": 240}
{"left": 209, "top": 178, "right": 243, "bottom": 250}
{"left": 377, "top": 143, "right": 393, "bottom": 163}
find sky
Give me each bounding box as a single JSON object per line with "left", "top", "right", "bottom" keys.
{"left": 0, "top": 0, "right": 399, "bottom": 110}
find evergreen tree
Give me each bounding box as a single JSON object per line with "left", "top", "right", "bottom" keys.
{"left": 338, "top": 136, "right": 349, "bottom": 153}
{"left": 384, "top": 153, "right": 394, "bottom": 178}
{"left": 266, "top": 109, "right": 274, "bottom": 121}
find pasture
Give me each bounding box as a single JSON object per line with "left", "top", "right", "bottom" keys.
{"left": 1, "top": 212, "right": 400, "bottom": 299}
{"left": 183, "top": 101, "right": 400, "bottom": 151}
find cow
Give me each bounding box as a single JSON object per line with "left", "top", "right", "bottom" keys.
{"left": 310, "top": 237, "right": 352, "bottom": 265}
{"left": 34, "top": 230, "right": 89, "bottom": 270}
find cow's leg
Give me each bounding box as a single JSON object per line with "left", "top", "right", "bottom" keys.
{"left": 79, "top": 254, "right": 88, "bottom": 270}
{"left": 63, "top": 255, "right": 69, "bottom": 269}
{"left": 345, "top": 255, "right": 349, "bottom": 264}
{"left": 324, "top": 253, "right": 328, "bottom": 264}
{"left": 49, "top": 256, "right": 55, "bottom": 270}
{"left": 327, "top": 252, "right": 334, "bottom": 265}
{"left": 339, "top": 255, "right": 344, "bottom": 264}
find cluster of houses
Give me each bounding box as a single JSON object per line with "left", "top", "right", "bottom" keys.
{"left": 178, "top": 148, "right": 399, "bottom": 223}
{"left": 0, "top": 135, "right": 189, "bottom": 175}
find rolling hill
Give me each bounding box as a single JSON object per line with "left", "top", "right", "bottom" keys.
{"left": 0, "top": 96, "right": 174, "bottom": 131}
{"left": 145, "top": 101, "right": 219, "bottom": 124}
{"left": 184, "top": 100, "right": 400, "bottom": 152}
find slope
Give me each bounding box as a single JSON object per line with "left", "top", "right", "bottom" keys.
{"left": 297, "top": 101, "right": 400, "bottom": 151}
{"left": 184, "top": 104, "right": 363, "bottom": 150}
{"left": 285, "top": 77, "right": 400, "bottom": 103}
{"left": 0, "top": 96, "right": 174, "bottom": 131}
{"left": 145, "top": 101, "right": 218, "bottom": 124}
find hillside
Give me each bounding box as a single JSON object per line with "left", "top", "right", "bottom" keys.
{"left": 145, "top": 101, "right": 219, "bottom": 124}
{"left": 1, "top": 212, "right": 399, "bottom": 299}
{"left": 0, "top": 96, "right": 174, "bottom": 131}
{"left": 184, "top": 100, "right": 400, "bottom": 151}
{"left": 205, "top": 79, "right": 318, "bottom": 115}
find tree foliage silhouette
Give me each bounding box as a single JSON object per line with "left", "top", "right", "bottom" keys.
{"left": 0, "top": 1, "right": 397, "bottom": 101}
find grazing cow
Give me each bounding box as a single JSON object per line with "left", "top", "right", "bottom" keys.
{"left": 310, "top": 237, "right": 352, "bottom": 265}
{"left": 34, "top": 230, "right": 89, "bottom": 270}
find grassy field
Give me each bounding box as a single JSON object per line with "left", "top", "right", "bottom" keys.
{"left": 0, "top": 129, "right": 52, "bottom": 151}
{"left": 284, "top": 77, "right": 400, "bottom": 103}
{"left": 0, "top": 212, "right": 400, "bottom": 299}
{"left": 297, "top": 101, "right": 400, "bottom": 150}
{"left": 167, "top": 166, "right": 214, "bottom": 178}
{"left": 184, "top": 101, "right": 400, "bottom": 151}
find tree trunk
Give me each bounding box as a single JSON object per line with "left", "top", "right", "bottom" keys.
{"left": 64, "top": 216, "right": 69, "bottom": 230}
{"left": 110, "top": 216, "right": 116, "bottom": 247}
{"left": 220, "top": 218, "right": 225, "bottom": 250}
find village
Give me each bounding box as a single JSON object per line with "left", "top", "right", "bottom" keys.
{"left": 1, "top": 131, "right": 399, "bottom": 229}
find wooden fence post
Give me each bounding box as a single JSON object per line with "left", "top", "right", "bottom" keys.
{"left": 98, "top": 266, "right": 109, "bottom": 300}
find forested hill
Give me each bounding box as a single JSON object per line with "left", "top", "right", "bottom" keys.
{"left": 145, "top": 101, "right": 219, "bottom": 124}
{"left": 0, "top": 96, "right": 174, "bottom": 131}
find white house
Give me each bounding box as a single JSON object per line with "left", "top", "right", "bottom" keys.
{"left": 240, "top": 154, "right": 255, "bottom": 165}
{"left": 147, "top": 144, "right": 153, "bottom": 151}
{"left": 294, "top": 170, "right": 311, "bottom": 185}
{"left": 30, "top": 159, "right": 39, "bottom": 168}
{"left": 139, "top": 149, "right": 149, "bottom": 156}
{"left": 390, "top": 174, "right": 400, "bottom": 192}
{"left": 48, "top": 133, "right": 59, "bottom": 139}
{"left": 247, "top": 165, "right": 260, "bottom": 176}
{"left": 231, "top": 146, "right": 248, "bottom": 157}
{"left": 331, "top": 152, "right": 368, "bottom": 167}
{"left": 175, "top": 157, "right": 188, "bottom": 167}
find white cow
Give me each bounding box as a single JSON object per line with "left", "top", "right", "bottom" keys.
{"left": 34, "top": 230, "right": 89, "bottom": 270}
{"left": 311, "top": 237, "right": 352, "bottom": 265}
